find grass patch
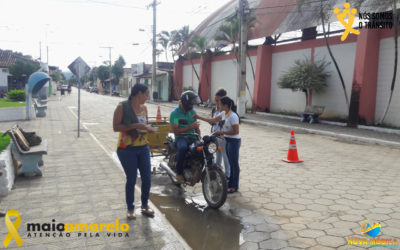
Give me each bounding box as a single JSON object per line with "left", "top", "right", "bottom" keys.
{"left": 0, "top": 98, "right": 25, "bottom": 108}
{"left": 0, "top": 132, "right": 11, "bottom": 153}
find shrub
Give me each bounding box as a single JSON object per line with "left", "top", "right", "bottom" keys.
{"left": 8, "top": 90, "right": 25, "bottom": 102}
{"left": 0, "top": 133, "right": 11, "bottom": 153}
{"left": 183, "top": 86, "right": 194, "bottom": 91}
{"left": 277, "top": 57, "right": 330, "bottom": 106}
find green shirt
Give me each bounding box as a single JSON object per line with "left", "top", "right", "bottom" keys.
{"left": 170, "top": 105, "right": 197, "bottom": 138}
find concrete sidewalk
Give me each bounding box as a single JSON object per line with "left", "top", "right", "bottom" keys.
{"left": 0, "top": 96, "right": 189, "bottom": 249}
{"left": 153, "top": 101, "right": 400, "bottom": 148}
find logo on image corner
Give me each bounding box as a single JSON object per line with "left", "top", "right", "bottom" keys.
{"left": 3, "top": 210, "right": 23, "bottom": 248}
{"left": 361, "top": 219, "right": 381, "bottom": 238}
{"left": 347, "top": 219, "right": 399, "bottom": 248}
{"left": 333, "top": 2, "right": 360, "bottom": 41}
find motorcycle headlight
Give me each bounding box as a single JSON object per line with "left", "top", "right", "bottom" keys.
{"left": 208, "top": 142, "right": 217, "bottom": 154}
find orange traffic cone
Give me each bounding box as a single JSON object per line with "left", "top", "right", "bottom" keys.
{"left": 282, "top": 130, "right": 303, "bottom": 163}
{"left": 156, "top": 106, "right": 162, "bottom": 121}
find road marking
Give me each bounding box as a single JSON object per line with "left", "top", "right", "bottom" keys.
{"left": 67, "top": 105, "right": 191, "bottom": 250}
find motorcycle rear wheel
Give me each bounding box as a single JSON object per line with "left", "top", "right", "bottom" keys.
{"left": 202, "top": 168, "right": 227, "bottom": 209}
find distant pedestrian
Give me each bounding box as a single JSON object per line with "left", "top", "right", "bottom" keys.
{"left": 113, "top": 83, "right": 155, "bottom": 219}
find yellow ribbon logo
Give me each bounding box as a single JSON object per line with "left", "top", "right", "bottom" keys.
{"left": 3, "top": 210, "right": 23, "bottom": 248}
{"left": 334, "top": 2, "right": 360, "bottom": 41}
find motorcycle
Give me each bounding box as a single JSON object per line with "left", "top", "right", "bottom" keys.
{"left": 159, "top": 120, "right": 228, "bottom": 209}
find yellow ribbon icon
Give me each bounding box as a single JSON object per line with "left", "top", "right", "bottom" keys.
{"left": 334, "top": 3, "right": 360, "bottom": 41}
{"left": 3, "top": 210, "right": 23, "bottom": 248}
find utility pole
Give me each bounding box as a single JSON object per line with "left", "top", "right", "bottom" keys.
{"left": 100, "top": 46, "right": 113, "bottom": 96}
{"left": 147, "top": 0, "right": 158, "bottom": 101}
{"left": 237, "top": 0, "right": 249, "bottom": 117}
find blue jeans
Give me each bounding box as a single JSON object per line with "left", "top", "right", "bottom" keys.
{"left": 175, "top": 137, "right": 189, "bottom": 175}
{"left": 225, "top": 137, "right": 241, "bottom": 190}
{"left": 117, "top": 145, "right": 151, "bottom": 211}
{"left": 216, "top": 137, "right": 230, "bottom": 178}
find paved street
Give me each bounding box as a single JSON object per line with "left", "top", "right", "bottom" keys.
{"left": 1, "top": 88, "right": 399, "bottom": 249}
{"left": 0, "top": 91, "right": 188, "bottom": 250}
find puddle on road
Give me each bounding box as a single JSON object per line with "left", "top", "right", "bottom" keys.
{"left": 149, "top": 160, "right": 244, "bottom": 250}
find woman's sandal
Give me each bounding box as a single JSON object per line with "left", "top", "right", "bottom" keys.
{"left": 127, "top": 210, "right": 136, "bottom": 220}
{"left": 228, "top": 188, "right": 238, "bottom": 194}
{"left": 141, "top": 206, "right": 155, "bottom": 217}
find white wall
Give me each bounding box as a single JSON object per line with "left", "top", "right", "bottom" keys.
{"left": 0, "top": 107, "right": 28, "bottom": 121}
{"left": 245, "top": 56, "right": 257, "bottom": 109}
{"left": 0, "top": 145, "right": 15, "bottom": 196}
{"left": 270, "top": 49, "right": 311, "bottom": 114}
{"left": 211, "top": 58, "right": 238, "bottom": 102}
{"left": 375, "top": 37, "right": 400, "bottom": 127}
{"left": 210, "top": 56, "right": 256, "bottom": 109}
{"left": 0, "top": 68, "right": 9, "bottom": 90}
{"left": 314, "top": 42, "right": 356, "bottom": 119}
{"left": 183, "top": 63, "right": 200, "bottom": 93}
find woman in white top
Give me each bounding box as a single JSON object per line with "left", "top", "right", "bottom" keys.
{"left": 215, "top": 96, "right": 241, "bottom": 193}
{"left": 195, "top": 89, "right": 231, "bottom": 179}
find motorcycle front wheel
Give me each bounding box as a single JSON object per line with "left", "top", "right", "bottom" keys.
{"left": 202, "top": 167, "right": 227, "bottom": 209}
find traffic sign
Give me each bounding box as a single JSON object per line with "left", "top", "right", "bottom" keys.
{"left": 68, "top": 57, "right": 90, "bottom": 78}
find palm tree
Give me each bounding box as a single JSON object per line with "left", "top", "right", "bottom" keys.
{"left": 190, "top": 36, "right": 213, "bottom": 102}
{"left": 157, "top": 31, "right": 170, "bottom": 61}
{"left": 214, "top": 14, "right": 257, "bottom": 105}
{"left": 170, "top": 25, "right": 192, "bottom": 61}
{"left": 214, "top": 14, "right": 256, "bottom": 58}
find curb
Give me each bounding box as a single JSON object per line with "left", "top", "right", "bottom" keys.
{"left": 243, "top": 119, "right": 400, "bottom": 149}
{"left": 256, "top": 112, "right": 400, "bottom": 135}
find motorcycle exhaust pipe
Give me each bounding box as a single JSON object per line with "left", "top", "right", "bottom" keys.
{"left": 159, "top": 162, "right": 176, "bottom": 178}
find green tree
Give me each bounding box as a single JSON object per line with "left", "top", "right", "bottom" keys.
{"left": 8, "top": 60, "right": 40, "bottom": 83}
{"left": 158, "top": 30, "right": 171, "bottom": 61}
{"left": 112, "top": 56, "right": 126, "bottom": 84}
{"left": 170, "top": 25, "right": 191, "bottom": 61}
{"left": 68, "top": 75, "right": 78, "bottom": 85}
{"left": 214, "top": 14, "right": 256, "bottom": 57}
{"left": 189, "top": 36, "right": 213, "bottom": 102}
{"left": 97, "top": 65, "right": 111, "bottom": 83}
{"left": 89, "top": 67, "right": 98, "bottom": 86}
{"left": 51, "top": 71, "right": 61, "bottom": 82}
{"left": 277, "top": 58, "right": 330, "bottom": 106}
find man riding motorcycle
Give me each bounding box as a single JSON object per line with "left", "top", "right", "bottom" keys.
{"left": 169, "top": 91, "right": 201, "bottom": 184}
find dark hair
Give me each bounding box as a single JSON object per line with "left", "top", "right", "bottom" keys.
{"left": 129, "top": 83, "right": 148, "bottom": 100}
{"left": 220, "top": 96, "right": 236, "bottom": 112}
{"left": 215, "top": 88, "right": 227, "bottom": 97}
{"left": 220, "top": 96, "right": 240, "bottom": 123}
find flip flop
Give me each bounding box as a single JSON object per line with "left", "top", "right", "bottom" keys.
{"left": 228, "top": 188, "right": 238, "bottom": 194}
{"left": 141, "top": 206, "right": 155, "bottom": 217}
{"left": 127, "top": 211, "right": 136, "bottom": 220}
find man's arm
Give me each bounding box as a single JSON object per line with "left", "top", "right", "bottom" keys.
{"left": 171, "top": 122, "right": 200, "bottom": 135}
